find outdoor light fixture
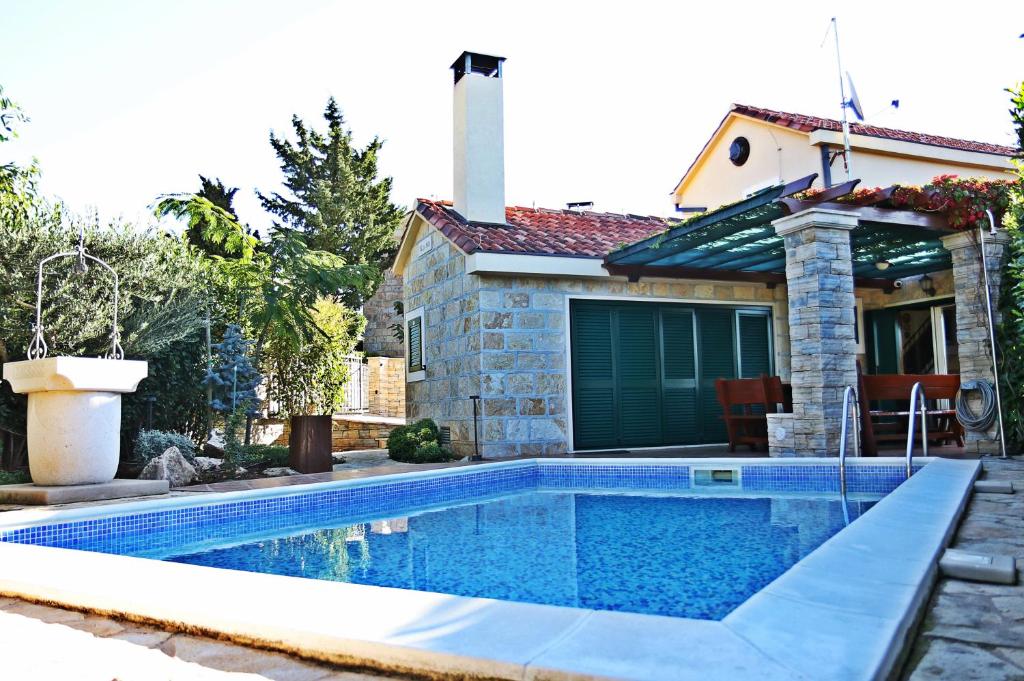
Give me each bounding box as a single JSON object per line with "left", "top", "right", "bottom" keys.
{"left": 920, "top": 273, "right": 937, "bottom": 297}
{"left": 875, "top": 260, "right": 892, "bottom": 271}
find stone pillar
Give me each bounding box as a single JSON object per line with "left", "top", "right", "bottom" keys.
{"left": 767, "top": 208, "right": 860, "bottom": 457}
{"left": 941, "top": 230, "right": 1011, "bottom": 456}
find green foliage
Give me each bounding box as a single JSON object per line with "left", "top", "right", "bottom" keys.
{"left": 233, "top": 444, "right": 289, "bottom": 467}
{"left": 0, "top": 209, "right": 211, "bottom": 450}
{"left": 387, "top": 419, "right": 453, "bottom": 463}
{"left": 258, "top": 97, "right": 403, "bottom": 307}
{"left": 134, "top": 429, "right": 198, "bottom": 462}
{"left": 264, "top": 298, "right": 365, "bottom": 417}
{"left": 155, "top": 194, "right": 257, "bottom": 261}
{"left": 998, "top": 83, "right": 1024, "bottom": 451}
{"left": 0, "top": 469, "right": 30, "bottom": 486}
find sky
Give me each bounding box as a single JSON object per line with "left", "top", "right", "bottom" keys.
{"left": 3, "top": 0, "right": 1023, "bottom": 231}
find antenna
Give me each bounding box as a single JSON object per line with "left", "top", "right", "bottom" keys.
{"left": 826, "top": 17, "right": 854, "bottom": 180}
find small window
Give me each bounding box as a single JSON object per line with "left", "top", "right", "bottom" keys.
{"left": 729, "top": 136, "right": 750, "bottom": 166}
{"left": 406, "top": 306, "right": 426, "bottom": 381}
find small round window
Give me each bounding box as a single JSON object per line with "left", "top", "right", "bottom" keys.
{"left": 729, "top": 136, "right": 750, "bottom": 166}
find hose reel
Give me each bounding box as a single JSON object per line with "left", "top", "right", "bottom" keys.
{"left": 956, "top": 379, "right": 998, "bottom": 433}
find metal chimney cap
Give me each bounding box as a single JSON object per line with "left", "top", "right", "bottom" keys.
{"left": 451, "top": 51, "right": 506, "bottom": 84}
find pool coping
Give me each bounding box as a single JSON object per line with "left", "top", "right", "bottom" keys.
{"left": 0, "top": 456, "right": 980, "bottom": 681}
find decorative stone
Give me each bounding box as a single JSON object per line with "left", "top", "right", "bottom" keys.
{"left": 262, "top": 467, "right": 300, "bottom": 477}
{"left": 192, "top": 456, "right": 223, "bottom": 472}
{"left": 2, "top": 357, "right": 148, "bottom": 485}
{"left": 139, "top": 447, "right": 196, "bottom": 488}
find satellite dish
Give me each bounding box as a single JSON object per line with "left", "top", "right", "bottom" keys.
{"left": 845, "top": 72, "right": 864, "bottom": 121}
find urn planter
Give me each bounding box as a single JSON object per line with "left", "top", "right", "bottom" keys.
{"left": 3, "top": 356, "right": 148, "bottom": 485}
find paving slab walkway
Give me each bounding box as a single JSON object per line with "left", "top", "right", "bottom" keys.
{"left": 902, "top": 456, "right": 1024, "bottom": 680}
{"left": 0, "top": 597, "right": 398, "bottom": 680}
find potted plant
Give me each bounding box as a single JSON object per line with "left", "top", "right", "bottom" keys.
{"left": 264, "top": 299, "right": 364, "bottom": 473}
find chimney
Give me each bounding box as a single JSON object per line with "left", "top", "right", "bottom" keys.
{"left": 451, "top": 51, "right": 506, "bottom": 225}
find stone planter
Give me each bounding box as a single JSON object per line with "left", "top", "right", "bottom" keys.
{"left": 3, "top": 357, "right": 148, "bottom": 485}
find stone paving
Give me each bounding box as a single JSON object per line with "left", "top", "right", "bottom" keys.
{"left": 902, "top": 456, "right": 1024, "bottom": 680}
{"left": 0, "top": 597, "right": 396, "bottom": 680}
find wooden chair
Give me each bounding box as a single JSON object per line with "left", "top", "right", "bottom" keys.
{"left": 715, "top": 376, "right": 790, "bottom": 452}
{"left": 858, "top": 366, "right": 963, "bottom": 456}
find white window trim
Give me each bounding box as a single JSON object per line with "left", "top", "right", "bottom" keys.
{"left": 405, "top": 306, "right": 426, "bottom": 383}
{"left": 855, "top": 298, "right": 866, "bottom": 355}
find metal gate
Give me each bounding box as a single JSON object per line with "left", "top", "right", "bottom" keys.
{"left": 339, "top": 355, "right": 370, "bottom": 413}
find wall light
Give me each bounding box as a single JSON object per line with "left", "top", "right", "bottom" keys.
{"left": 920, "top": 273, "right": 937, "bottom": 297}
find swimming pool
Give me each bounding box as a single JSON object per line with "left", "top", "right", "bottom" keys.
{"left": 166, "top": 491, "right": 875, "bottom": 620}
{"left": 0, "top": 457, "right": 980, "bottom": 681}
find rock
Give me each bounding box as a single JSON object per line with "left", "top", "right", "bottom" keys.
{"left": 263, "top": 467, "right": 300, "bottom": 477}
{"left": 192, "top": 456, "right": 223, "bottom": 472}
{"left": 203, "top": 431, "right": 226, "bottom": 457}
{"left": 139, "top": 447, "right": 196, "bottom": 488}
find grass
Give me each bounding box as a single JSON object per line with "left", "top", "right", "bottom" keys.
{"left": 0, "top": 470, "right": 31, "bottom": 485}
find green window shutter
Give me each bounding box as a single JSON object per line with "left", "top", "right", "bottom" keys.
{"left": 697, "top": 308, "right": 736, "bottom": 443}
{"left": 571, "top": 303, "right": 618, "bottom": 449}
{"left": 408, "top": 316, "right": 424, "bottom": 372}
{"left": 615, "top": 306, "right": 661, "bottom": 447}
{"left": 660, "top": 308, "right": 698, "bottom": 444}
{"left": 737, "top": 313, "right": 772, "bottom": 378}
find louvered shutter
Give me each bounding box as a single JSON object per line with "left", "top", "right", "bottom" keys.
{"left": 660, "top": 308, "right": 698, "bottom": 444}
{"left": 697, "top": 307, "right": 736, "bottom": 443}
{"left": 570, "top": 303, "right": 617, "bottom": 449}
{"left": 408, "top": 316, "right": 424, "bottom": 372}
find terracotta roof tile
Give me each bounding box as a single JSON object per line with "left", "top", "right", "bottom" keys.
{"left": 417, "top": 199, "right": 673, "bottom": 257}
{"left": 732, "top": 103, "right": 1016, "bottom": 156}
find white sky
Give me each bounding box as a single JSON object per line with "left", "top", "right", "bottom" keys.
{"left": 3, "top": 0, "right": 1022, "bottom": 229}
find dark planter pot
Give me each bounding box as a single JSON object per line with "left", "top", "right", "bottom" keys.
{"left": 288, "top": 415, "right": 333, "bottom": 474}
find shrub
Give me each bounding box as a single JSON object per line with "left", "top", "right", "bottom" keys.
{"left": 0, "top": 469, "right": 30, "bottom": 485}
{"left": 411, "top": 441, "right": 452, "bottom": 464}
{"left": 235, "top": 444, "right": 290, "bottom": 466}
{"left": 387, "top": 419, "right": 451, "bottom": 463}
{"left": 134, "top": 429, "right": 198, "bottom": 462}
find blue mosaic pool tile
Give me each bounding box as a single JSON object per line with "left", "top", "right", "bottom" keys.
{"left": 0, "top": 461, "right": 921, "bottom": 560}
{"left": 538, "top": 464, "right": 691, "bottom": 491}
{"left": 740, "top": 463, "right": 924, "bottom": 494}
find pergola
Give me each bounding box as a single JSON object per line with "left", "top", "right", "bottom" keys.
{"left": 605, "top": 174, "right": 957, "bottom": 291}
{"left": 603, "top": 175, "right": 1005, "bottom": 457}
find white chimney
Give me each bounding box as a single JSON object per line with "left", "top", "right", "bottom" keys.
{"left": 451, "top": 51, "right": 506, "bottom": 225}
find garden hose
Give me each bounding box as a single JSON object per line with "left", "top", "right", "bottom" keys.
{"left": 956, "top": 379, "right": 998, "bottom": 433}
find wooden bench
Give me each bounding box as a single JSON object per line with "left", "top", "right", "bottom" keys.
{"left": 715, "top": 376, "right": 791, "bottom": 452}
{"left": 857, "top": 370, "right": 963, "bottom": 456}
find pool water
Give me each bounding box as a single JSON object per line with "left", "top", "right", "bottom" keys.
{"left": 167, "top": 490, "right": 874, "bottom": 620}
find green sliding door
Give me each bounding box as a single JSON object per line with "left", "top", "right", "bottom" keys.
{"left": 570, "top": 300, "right": 773, "bottom": 450}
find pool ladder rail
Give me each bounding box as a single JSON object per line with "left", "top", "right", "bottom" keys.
{"left": 906, "top": 381, "right": 928, "bottom": 479}
{"left": 838, "top": 386, "right": 862, "bottom": 496}
{"left": 838, "top": 381, "right": 927, "bottom": 497}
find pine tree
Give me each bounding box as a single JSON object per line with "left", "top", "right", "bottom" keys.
{"left": 205, "top": 324, "right": 262, "bottom": 416}
{"left": 257, "top": 98, "right": 402, "bottom": 307}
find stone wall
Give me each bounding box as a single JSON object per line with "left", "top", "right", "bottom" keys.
{"left": 942, "top": 231, "right": 1010, "bottom": 455}
{"left": 362, "top": 270, "right": 405, "bottom": 358}
{"left": 767, "top": 209, "right": 859, "bottom": 457}
{"left": 367, "top": 356, "right": 405, "bottom": 418}
{"left": 271, "top": 414, "right": 406, "bottom": 451}
{"left": 402, "top": 223, "right": 483, "bottom": 457}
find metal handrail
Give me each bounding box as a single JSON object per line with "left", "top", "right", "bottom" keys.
{"left": 838, "top": 385, "right": 861, "bottom": 496}
{"left": 906, "top": 382, "right": 928, "bottom": 479}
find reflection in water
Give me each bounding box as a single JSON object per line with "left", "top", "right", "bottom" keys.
{"left": 170, "top": 492, "right": 873, "bottom": 620}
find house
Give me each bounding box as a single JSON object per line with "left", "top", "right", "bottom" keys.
{"left": 672, "top": 103, "right": 1016, "bottom": 214}
{"left": 391, "top": 51, "right": 1014, "bottom": 459}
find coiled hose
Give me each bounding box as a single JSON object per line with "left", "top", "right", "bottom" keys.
{"left": 956, "top": 379, "right": 998, "bottom": 432}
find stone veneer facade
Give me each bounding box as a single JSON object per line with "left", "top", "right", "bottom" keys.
{"left": 767, "top": 209, "right": 859, "bottom": 457}
{"left": 362, "top": 270, "right": 405, "bottom": 358}
{"left": 367, "top": 356, "right": 405, "bottom": 419}
{"left": 941, "top": 230, "right": 1010, "bottom": 455}
{"left": 403, "top": 221, "right": 791, "bottom": 458}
